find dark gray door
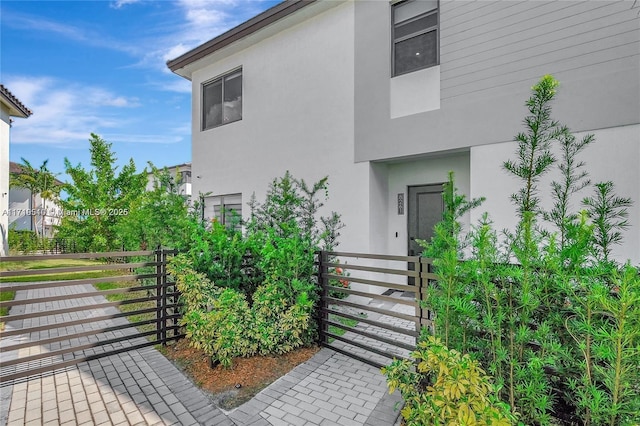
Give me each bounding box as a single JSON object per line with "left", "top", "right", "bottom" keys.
{"left": 407, "top": 184, "right": 444, "bottom": 283}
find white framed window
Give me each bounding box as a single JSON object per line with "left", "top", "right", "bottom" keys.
{"left": 203, "top": 193, "right": 242, "bottom": 229}
{"left": 392, "top": 0, "right": 439, "bottom": 77}
{"left": 202, "top": 69, "right": 242, "bottom": 130}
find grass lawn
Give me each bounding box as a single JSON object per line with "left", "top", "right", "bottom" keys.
{"left": 94, "top": 279, "right": 160, "bottom": 337}
{"left": 0, "top": 258, "right": 155, "bottom": 334}
{"left": 0, "top": 258, "right": 103, "bottom": 272}
{"left": 328, "top": 312, "right": 367, "bottom": 342}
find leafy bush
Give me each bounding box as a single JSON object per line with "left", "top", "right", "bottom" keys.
{"left": 169, "top": 171, "right": 343, "bottom": 366}
{"left": 383, "top": 336, "right": 517, "bottom": 426}
{"left": 415, "top": 76, "right": 639, "bottom": 425}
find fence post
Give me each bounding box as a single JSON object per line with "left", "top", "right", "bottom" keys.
{"left": 155, "top": 247, "right": 162, "bottom": 344}
{"left": 318, "top": 250, "right": 329, "bottom": 345}
{"left": 161, "top": 249, "right": 168, "bottom": 346}
{"left": 415, "top": 257, "right": 424, "bottom": 345}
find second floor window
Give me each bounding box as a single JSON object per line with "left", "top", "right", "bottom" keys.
{"left": 202, "top": 69, "right": 242, "bottom": 130}
{"left": 392, "top": 0, "right": 439, "bottom": 76}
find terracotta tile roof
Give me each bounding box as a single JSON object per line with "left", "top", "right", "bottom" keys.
{"left": 10, "top": 161, "right": 64, "bottom": 186}
{"left": 0, "top": 84, "right": 33, "bottom": 118}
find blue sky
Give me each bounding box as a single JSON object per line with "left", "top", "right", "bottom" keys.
{"left": 2, "top": 0, "right": 279, "bottom": 179}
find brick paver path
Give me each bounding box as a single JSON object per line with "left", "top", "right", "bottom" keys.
{"left": 1, "top": 283, "right": 403, "bottom": 425}
{"left": 0, "top": 281, "right": 231, "bottom": 426}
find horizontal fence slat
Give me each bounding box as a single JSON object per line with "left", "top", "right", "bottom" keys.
{"left": 0, "top": 307, "right": 159, "bottom": 338}
{"left": 325, "top": 319, "right": 416, "bottom": 351}
{"left": 0, "top": 318, "right": 160, "bottom": 352}
{"left": 323, "top": 331, "right": 411, "bottom": 363}
{"left": 0, "top": 329, "right": 159, "bottom": 368}
{"left": 0, "top": 339, "right": 158, "bottom": 384}
{"left": 0, "top": 273, "right": 157, "bottom": 293}
{"left": 0, "top": 250, "right": 155, "bottom": 262}
{"left": 323, "top": 274, "right": 418, "bottom": 293}
{"left": 324, "top": 262, "right": 419, "bottom": 277}
{"left": 328, "top": 251, "right": 420, "bottom": 262}
{"left": 0, "top": 297, "right": 161, "bottom": 323}
{"left": 321, "top": 308, "right": 418, "bottom": 338}
{"left": 0, "top": 284, "right": 158, "bottom": 308}
{"left": 326, "top": 287, "right": 417, "bottom": 307}
{"left": 320, "top": 343, "right": 386, "bottom": 369}
{"left": 1, "top": 333, "right": 184, "bottom": 385}
{"left": 324, "top": 297, "right": 418, "bottom": 322}
{"left": 0, "top": 261, "right": 158, "bottom": 278}
{"left": 419, "top": 272, "right": 439, "bottom": 280}
{"left": 0, "top": 249, "right": 181, "bottom": 384}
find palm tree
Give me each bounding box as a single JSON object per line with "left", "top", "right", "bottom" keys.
{"left": 9, "top": 159, "right": 60, "bottom": 237}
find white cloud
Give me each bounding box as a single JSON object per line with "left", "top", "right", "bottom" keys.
{"left": 3, "top": 10, "right": 137, "bottom": 55}
{"left": 105, "top": 133, "right": 184, "bottom": 144}
{"left": 150, "top": 0, "right": 275, "bottom": 78}
{"left": 110, "top": 0, "right": 143, "bottom": 9}
{"left": 5, "top": 76, "right": 142, "bottom": 147}
{"left": 150, "top": 79, "right": 191, "bottom": 94}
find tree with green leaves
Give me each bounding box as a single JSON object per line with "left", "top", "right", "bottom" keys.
{"left": 10, "top": 158, "right": 60, "bottom": 237}
{"left": 117, "top": 163, "right": 191, "bottom": 251}
{"left": 582, "top": 181, "right": 633, "bottom": 265}
{"left": 56, "top": 133, "right": 147, "bottom": 252}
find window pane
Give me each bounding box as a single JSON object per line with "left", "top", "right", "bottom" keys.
{"left": 394, "top": 13, "right": 437, "bottom": 39}
{"left": 203, "top": 79, "right": 222, "bottom": 129}
{"left": 394, "top": 0, "right": 437, "bottom": 24}
{"left": 223, "top": 72, "right": 242, "bottom": 124}
{"left": 394, "top": 30, "right": 437, "bottom": 75}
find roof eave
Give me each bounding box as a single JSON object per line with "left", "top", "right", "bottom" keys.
{"left": 167, "top": 0, "right": 317, "bottom": 76}
{"left": 0, "top": 88, "right": 32, "bottom": 118}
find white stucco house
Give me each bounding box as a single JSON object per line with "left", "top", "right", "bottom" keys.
{"left": 1, "top": 85, "right": 32, "bottom": 256}
{"left": 146, "top": 162, "right": 192, "bottom": 199}
{"left": 8, "top": 161, "right": 63, "bottom": 238}
{"left": 167, "top": 0, "right": 640, "bottom": 265}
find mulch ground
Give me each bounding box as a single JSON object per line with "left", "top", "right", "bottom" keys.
{"left": 161, "top": 339, "right": 320, "bottom": 410}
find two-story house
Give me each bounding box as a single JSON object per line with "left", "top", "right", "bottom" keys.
{"left": 146, "top": 162, "right": 192, "bottom": 198}
{"left": 1, "top": 85, "right": 32, "bottom": 256}
{"left": 168, "top": 0, "right": 640, "bottom": 264}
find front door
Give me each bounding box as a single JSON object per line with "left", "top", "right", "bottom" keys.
{"left": 407, "top": 184, "right": 444, "bottom": 284}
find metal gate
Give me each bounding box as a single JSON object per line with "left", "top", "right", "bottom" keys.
{"left": 316, "top": 251, "right": 435, "bottom": 369}
{"left": 0, "top": 249, "right": 181, "bottom": 384}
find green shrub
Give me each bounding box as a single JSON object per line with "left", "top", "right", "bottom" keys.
{"left": 383, "top": 336, "right": 517, "bottom": 426}
{"left": 169, "top": 171, "right": 343, "bottom": 366}
{"left": 414, "top": 75, "right": 639, "bottom": 425}
{"left": 168, "top": 255, "right": 315, "bottom": 367}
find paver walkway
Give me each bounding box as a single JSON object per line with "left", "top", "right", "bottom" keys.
{"left": 1, "top": 283, "right": 404, "bottom": 425}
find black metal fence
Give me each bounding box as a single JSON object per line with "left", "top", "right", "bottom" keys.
{"left": 316, "top": 251, "right": 436, "bottom": 369}
{"left": 0, "top": 249, "right": 181, "bottom": 384}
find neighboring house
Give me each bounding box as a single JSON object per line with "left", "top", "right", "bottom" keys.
{"left": 168, "top": 0, "right": 640, "bottom": 265}
{"left": 8, "top": 161, "right": 63, "bottom": 238}
{"left": 1, "top": 85, "right": 32, "bottom": 256}
{"left": 146, "top": 162, "right": 192, "bottom": 199}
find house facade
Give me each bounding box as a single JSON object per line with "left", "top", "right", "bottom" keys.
{"left": 146, "top": 162, "right": 192, "bottom": 199}
{"left": 8, "top": 161, "right": 63, "bottom": 238}
{"left": 168, "top": 0, "right": 640, "bottom": 265}
{"left": 1, "top": 85, "right": 32, "bottom": 256}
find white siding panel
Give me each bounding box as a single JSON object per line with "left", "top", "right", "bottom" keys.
{"left": 438, "top": 1, "right": 638, "bottom": 101}
{"left": 442, "top": 13, "right": 638, "bottom": 74}
{"left": 443, "top": 44, "right": 639, "bottom": 100}
{"left": 441, "top": 1, "right": 609, "bottom": 48}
